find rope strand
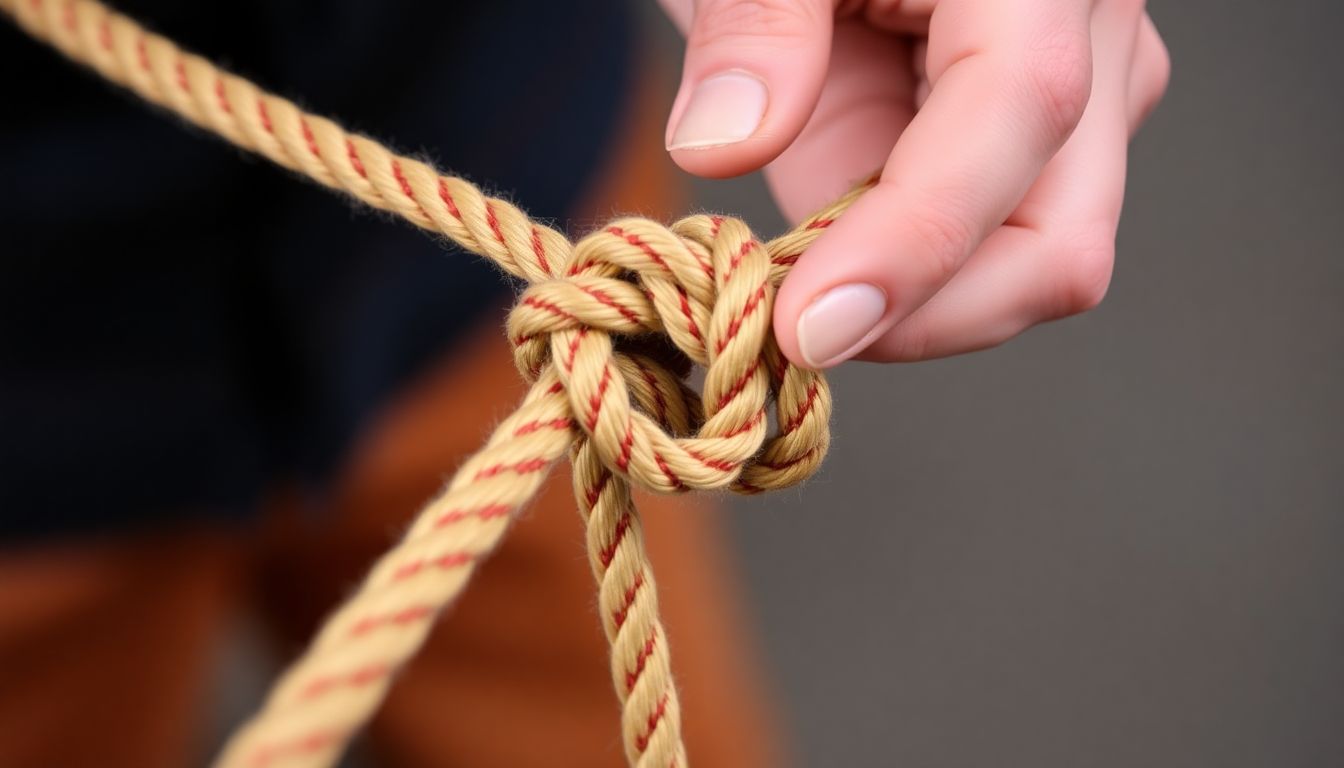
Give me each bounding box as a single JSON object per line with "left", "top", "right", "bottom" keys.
{"left": 1, "top": 1, "right": 876, "bottom": 765}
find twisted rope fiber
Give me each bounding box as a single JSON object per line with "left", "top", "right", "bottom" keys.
{"left": 3, "top": 0, "right": 878, "bottom": 765}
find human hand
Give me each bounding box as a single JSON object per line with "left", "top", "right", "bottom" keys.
{"left": 658, "top": 0, "right": 1169, "bottom": 367}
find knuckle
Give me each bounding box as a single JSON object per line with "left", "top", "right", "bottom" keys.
{"left": 1050, "top": 229, "right": 1116, "bottom": 317}
{"left": 906, "top": 201, "right": 977, "bottom": 280}
{"left": 691, "top": 0, "right": 823, "bottom": 48}
{"left": 1149, "top": 36, "right": 1173, "bottom": 98}
{"left": 881, "top": 321, "right": 932, "bottom": 363}
{"left": 1019, "top": 25, "right": 1093, "bottom": 138}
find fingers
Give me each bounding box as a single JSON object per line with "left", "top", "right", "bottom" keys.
{"left": 850, "top": 227, "right": 1103, "bottom": 361}
{"left": 1127, "top": 13, "right": 1170, "bottom": 133}
{"left": 859, "top": 0, "right": 1146, "bottom": 361}
{"left": 773, "top": 0, "right": 1096, "bottom": 368}
{"left": 665, "top": 0, "right": 836, "bottom": 178}
{"left": 911, "top": 38, "right": 930, "bottom": 108}
{"left": 761, "top": 20, "right": 916, "bottom": 222}
{"left": 856, "top": 0, "right": 933, "bottom": 34}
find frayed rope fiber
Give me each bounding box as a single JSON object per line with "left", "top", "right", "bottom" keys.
{"left": 2, "top": 0, "right": 877, "bottom": 765}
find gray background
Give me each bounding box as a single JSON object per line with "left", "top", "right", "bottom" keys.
{"left": 648, "top": 2, "right": 1344, "bottom": 766}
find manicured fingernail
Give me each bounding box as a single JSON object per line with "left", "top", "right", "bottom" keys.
{"left": 667, "top": 71, "right": 768, "bottom": 150}
{"left": 796, "top": 283, "right": 887, "bottom": 368}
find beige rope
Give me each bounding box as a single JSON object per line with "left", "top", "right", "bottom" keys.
{"left": 1, "top": 1, "right": 876, "bottom": 765}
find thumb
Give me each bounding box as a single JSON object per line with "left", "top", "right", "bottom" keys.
{"left": 666, "top": 0, "right": 834, "bottom": 178}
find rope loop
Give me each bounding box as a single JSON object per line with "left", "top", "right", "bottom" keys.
{"left": 507, "top": 213, "right": 833, "bottom": 494}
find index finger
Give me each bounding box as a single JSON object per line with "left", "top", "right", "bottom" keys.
{"left": 774, "top": 0, "right": 1096, "bottom": 368}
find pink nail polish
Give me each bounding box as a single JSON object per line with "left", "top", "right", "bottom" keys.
{"left": 667, "top": 71, "right": 768, "bottom": 150}
{"left": 796, "top": 283, "right": 887, "bottom": 367}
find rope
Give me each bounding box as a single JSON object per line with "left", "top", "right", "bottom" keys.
{"left": 2, "top": 1, "right": 876, "bottom": 765}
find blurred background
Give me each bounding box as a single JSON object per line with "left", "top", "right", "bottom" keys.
{"left": 2, "top": 0, "right": 1340, "bottom": 766}
{"left": 665, "top": 2, "right": 1344, "bottom": 765}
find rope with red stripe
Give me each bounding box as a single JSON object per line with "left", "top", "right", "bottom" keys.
{"left": 1, "top": 1, "right": 876, "bottom": 766}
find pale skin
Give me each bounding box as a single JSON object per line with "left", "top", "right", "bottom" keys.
{"left": 658, "top": 0, "right": 1171, "bottom": 368}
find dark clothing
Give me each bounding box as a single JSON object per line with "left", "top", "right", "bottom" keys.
{"left": 0, "top": 0, "right": 633, "bottom": 539}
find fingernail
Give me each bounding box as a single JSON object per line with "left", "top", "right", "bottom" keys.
{"left": 667, "top": 71, "right": 768, "bottom": 150}
{"left": 796, "top": 283, "right": 887, "bottom": 367}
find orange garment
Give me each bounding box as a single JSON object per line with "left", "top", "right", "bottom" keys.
{"left": 0, "top": 71, "right": 785, "bottom": 767}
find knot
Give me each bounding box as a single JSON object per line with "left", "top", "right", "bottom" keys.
{"left": 506, "top": 214, "right": 832, "bottom": 495}
{"left": 0, "top": 2, "right": 891, "bottom": 764}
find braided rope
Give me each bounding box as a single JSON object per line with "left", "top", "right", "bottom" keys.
{"left": 2, "top": 1, "right": 876, "bottom": 765}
